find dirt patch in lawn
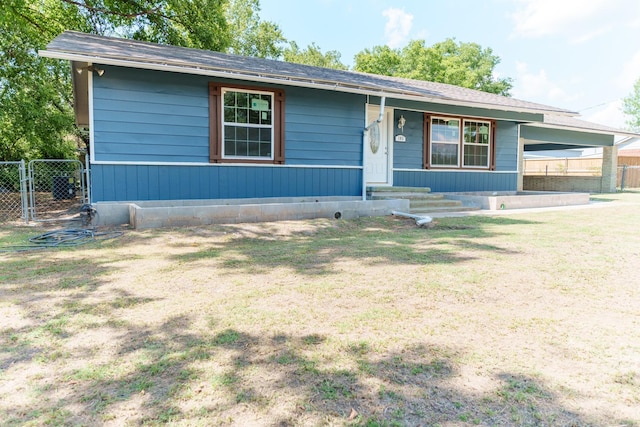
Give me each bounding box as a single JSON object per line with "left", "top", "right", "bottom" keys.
{"left": 1, "top": 194, "right": 640, "bottom": 426}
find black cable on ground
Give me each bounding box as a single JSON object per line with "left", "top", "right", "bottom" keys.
{"left": 0, "top": 227, "right": 124, "bottom": 253}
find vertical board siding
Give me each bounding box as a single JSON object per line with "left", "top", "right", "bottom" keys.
{"left": 90, "top": 164, "right": 362, "bottom": 202}
{"left": 394, "top": 170, "right": 517, "bottom": 192}
{"left": 393, "top": 110, "right": 424, "bottom": 169}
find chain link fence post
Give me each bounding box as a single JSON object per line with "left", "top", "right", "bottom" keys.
{"left": 0, "top": 161, "right": 28, "bottom": 223}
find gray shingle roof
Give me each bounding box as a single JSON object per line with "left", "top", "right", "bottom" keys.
{"left": 41, "top": 31, "right": 577, "bottom": 116}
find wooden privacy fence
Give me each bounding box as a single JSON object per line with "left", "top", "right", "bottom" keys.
{"left": 524, "top": 158, "right": 640, "bottom": 189}
{"left": 619, "top": 165, "right": 640, "bottom": 190}
{"left": 524, "top": 158, "right": 602, "bottom": 176}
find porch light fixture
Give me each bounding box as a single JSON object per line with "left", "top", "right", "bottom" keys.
{"left": 75, "top": 65, "right": 105, "bottom": 76}
{"left": 87, "top": 65, "right": 105, "bottom": 77}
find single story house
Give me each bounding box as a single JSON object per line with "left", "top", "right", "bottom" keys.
{"left": 39, "top": 31, "right": 632, "bottom": 226}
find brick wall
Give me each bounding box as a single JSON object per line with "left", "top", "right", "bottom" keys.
{"left": 523, "top": 176, "right": 603, "bottom": 193}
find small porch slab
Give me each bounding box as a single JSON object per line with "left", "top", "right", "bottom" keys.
{"left": 443, "top": 191, "right": 591, "bottom": 210}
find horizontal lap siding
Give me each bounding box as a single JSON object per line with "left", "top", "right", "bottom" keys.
{"left": 495, "top": 120, "right": 518, "bottom": 171}
{"left": 285, "top": 88, "right": 365, "bottom": 165}
{"left": 91, "top": 164, "right": 362, "bottom": 202}
{"left": 392, "top": 118, "right": 519, "bottom": 192}
{"left": 393, "top": 110, "right": 424, "bottom": 169}
{"left": 93, "top": 67, "right": 366, "bottom": 167}
{"left": 90, "top": 68, "right": 367, "bottom": 202}
{"left": 93, "top": 66, "right": 210, "bottom": 163}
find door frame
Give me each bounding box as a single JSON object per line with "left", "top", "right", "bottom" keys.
{"left": 364, "top": 104, "right": 394, "bottom": 186}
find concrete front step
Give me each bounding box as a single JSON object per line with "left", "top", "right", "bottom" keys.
{"left": 366, "top": 186, "right": 481, "bottom": 215}
{"left": 410, "top": 205, "right": 482, "bottom": 215}
{"left": 367, "top": 186, "right": 432, "bottom": 193}
{"left": 410, "top": 199, "right": 462, "bottom": 208}
{"left": 369, "top": 192, "right": 445, "bottom": 201}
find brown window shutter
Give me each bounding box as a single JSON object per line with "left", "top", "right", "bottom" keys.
{"left": 208, "top": 83, "right": 222, "bottom": 163}
{"left": 490, "top": 120, "right": 497, "bottom": 171}
{"left": 423, "top": 113, "right": 430, "bottom": 169}
{"left": 274, "top": 89, "right": 286, "bottom": 164}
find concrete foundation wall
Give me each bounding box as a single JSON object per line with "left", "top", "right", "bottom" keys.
{"left": 93, "top": 197, "right": 409, "bottom": 229}
{"left": 523, "top": 176, "right": 607, "bottom": 193}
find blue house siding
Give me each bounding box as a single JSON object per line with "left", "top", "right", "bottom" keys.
{"left": 393, "top": 110, "right": 424, "bottom": 169}
{"left": 394, "top": 170, "right": 517, "bottom": 192}
{"left": 494, "top": 120, "right": 519, "bottom": 171}
{"left": 90, "top": 66, "right": 527, "bottom": 201}
{"left": 90, "top": 164, "right": 362, "bottom": 202}
{"left": 285, "top": 87, "right": 365, "bottom": 166}
{"left": 92, "top": 66, "right": 366, "bottom": 166}
{"left": 93, "top": 67, "right": 211, "bottom": 163}
{"left": 391, "top": 113, "right": 519, "bottom": 192}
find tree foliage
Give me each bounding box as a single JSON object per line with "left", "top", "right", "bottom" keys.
{"left": 354, "top": 38, "right": 513, "bottom": 96}
{"left": 282, "top": 42, "right": 348, "bottom": 70}
{"left": 622, "top": 78, "right": 640, "bottom": 132}
{"left": 0, "top": 0, "right": 84, "bottom": 161}
{"left": 0, "top": 0, "right": 284, "bottom": 161}
{"left": 225, "top": 0, "right": 286, "bottom": 59}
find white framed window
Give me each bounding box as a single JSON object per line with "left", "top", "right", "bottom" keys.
{"left": 463, "top": 119, "right": 491, "bottom": 168}
{"left": 427, "top": 115, "right": 495, "bottom": 170}
{"left": 430, "top": 117, "right": 460, "bottom": 167}
{"left": 209, "top": 83, "right": 285, "bottom": 164}
{"left": 222, "top": 88, "right": 274, "bottom": 160}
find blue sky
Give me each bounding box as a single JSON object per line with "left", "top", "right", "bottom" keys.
{"left": 259, "top": 0, "right": 640, "bottom": 129}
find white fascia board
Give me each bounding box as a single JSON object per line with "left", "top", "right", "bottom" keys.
{"left": 40, "top": 49, "right": 571, "bottom": 118}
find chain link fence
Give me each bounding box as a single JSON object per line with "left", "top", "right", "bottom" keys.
{"left": 28, "top": 159, "right": 87, "bottom": 221}
{"left": 0, "top": 161, "right": 28, "bottom": 222}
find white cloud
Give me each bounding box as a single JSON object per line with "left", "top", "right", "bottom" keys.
{"left": 512, "top": 62, "right": 571, "bottom": 104}
{"left": 510, "top": 0, "right": 607, "bottom": 37}
{"left": 508, "top": 0, "right": 637, "bottom": 42}
{"left": 619, "top": 49, "right": 640, "bottom": 89}
{"left": 382, "top": 8, "right": 413, "bottom": 48}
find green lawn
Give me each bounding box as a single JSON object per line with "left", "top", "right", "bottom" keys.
{"left": 1, "top": 192, "right": 639, "bottom": 426}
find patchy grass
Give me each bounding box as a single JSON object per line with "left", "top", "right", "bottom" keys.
{"left": 1, "top": 193, "right": 640, "bottom": 425}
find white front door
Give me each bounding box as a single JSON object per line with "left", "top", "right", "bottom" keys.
{"left": 365, "top": 105, "right": 392, "bottom": 185}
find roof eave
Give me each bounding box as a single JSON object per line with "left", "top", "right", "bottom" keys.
{"left": 523, "top": 121, "right": 640, "bottom": 138}
{"left": 40, "top": 49, "right": 572, "bottom": 118}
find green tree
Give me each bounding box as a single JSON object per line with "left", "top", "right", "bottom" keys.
{"left": 225, "top": 0, "right": 286, "bottom": 58}
{"left": 354, "top": 38, "right": 513, "bottom": 96}
{"left": 353, "top": 45, "right": 401, "bottom": 76}
{"left": 622, "top": 78, "right": 640, "bottom": 132}
{"left": 282, "top": 41, "right": 348, "bottom": 70}
{"left": 0, "top": 0, "right": 84, "bottom": 161}
{"left": 0, "top": 0, "right": 285, "bottom": 161}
